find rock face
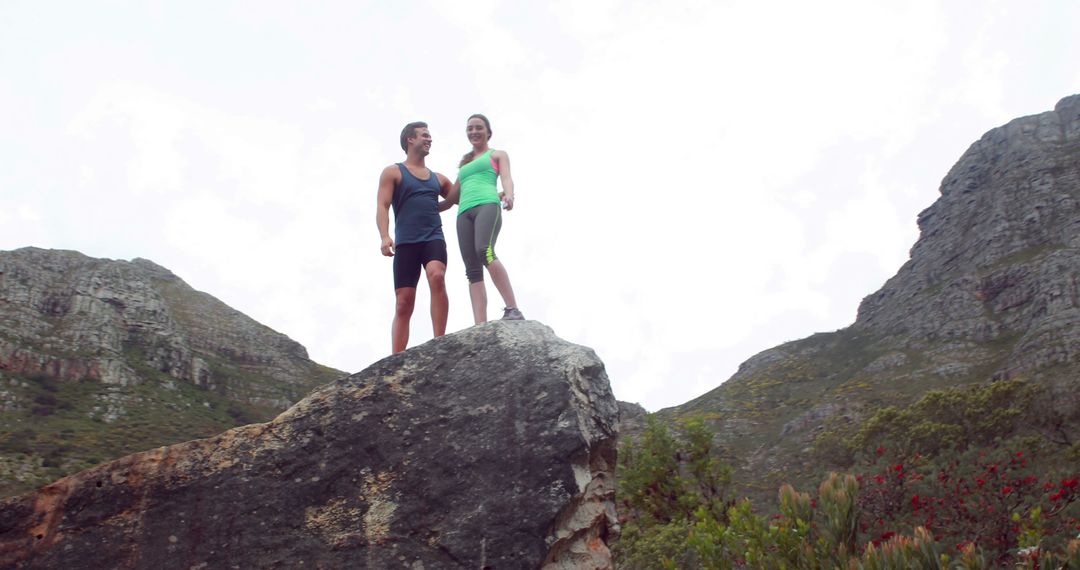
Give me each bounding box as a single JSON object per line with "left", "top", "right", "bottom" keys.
{"left": 0, "top": 248, "right": 343, "bottom": 496}
{"left": 616, "top": 401, "right": 648, "bottom": 437}
{"left": 662, "top": 95, "right": 1080, "bottom": 495}
{"left": 0, "top": 247, "right": 339, "bottom": 403}
{"left": 0, "top": 321, "right": 619, "bottom": 569}
{"left": 856, "top": 94, "right": 1080, "bottom": 372}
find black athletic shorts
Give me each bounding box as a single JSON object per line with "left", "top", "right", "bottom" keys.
{"left": 393, "top": 239, "right": 448, "bottom": 289}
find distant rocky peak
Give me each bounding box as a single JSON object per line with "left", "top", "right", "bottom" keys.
{"left": 662, "top": 96, "right": 1080, "bottom": 505}
{"left": 1056, "top": 93, "right": 1080, "bottom": 115}
{"left": 128, "top": 257, "right": 178, "bottom": 281}
{"left": 855, "top": 94, "right": 1080, "bottom": 346}
{"left": 0, "top": 247, "right": 338, "bottom": 405}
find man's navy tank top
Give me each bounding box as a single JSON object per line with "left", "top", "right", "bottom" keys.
{"left": 392, "top": 164, "right": 445, "bottom": 245}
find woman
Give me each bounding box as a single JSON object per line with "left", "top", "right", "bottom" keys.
{"left": 451, "top": 113, "right": 524, "bottom": 323}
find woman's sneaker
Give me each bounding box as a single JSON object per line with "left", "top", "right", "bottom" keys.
{"left": 502, "top": 307, "right": 525, "bottom": 320}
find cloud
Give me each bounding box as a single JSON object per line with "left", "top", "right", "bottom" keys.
{"left": 50, "top": 79, "right": 398, "bottom": 372}
{"left": 3, "top": 0, "right": 1078, "bottom": 412}
{"left": 17, "top": 206, "right": 41, "bottom": 222}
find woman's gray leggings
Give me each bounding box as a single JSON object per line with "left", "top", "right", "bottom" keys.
{"left": 456, "top": 202, "right": 502, "bottom": 283}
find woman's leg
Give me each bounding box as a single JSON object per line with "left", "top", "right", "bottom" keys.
{"left": 487, "top": 259, "right": 517, "bottom": 311}
{"left": 457, "top": 210, "right": 488, "bottom": 324}
{"left": 473, "top": 204, "right": 519, "bottom": 311}
{"left": 468, "top": 281, "right": 487, "bottom": 324}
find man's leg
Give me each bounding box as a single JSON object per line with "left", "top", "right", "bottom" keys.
{"left": 424, "top": 260, "right": 448, "bottom": 336}
{"left": 391, "top": 243, "right": 423, "bottom": 353}
{"left": 392, "top": 287, "right": 416, "bottom": 353}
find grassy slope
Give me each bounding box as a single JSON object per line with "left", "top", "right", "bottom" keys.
{"left": 1, "top": 368, "right": 249, "bottom": 496}
{"left": 654, "top": 321, "right": 1079, "bottom": 503}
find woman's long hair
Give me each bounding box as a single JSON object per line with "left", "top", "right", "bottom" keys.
{"left": 459, "top": 113, "right": 493, "bottom": 167}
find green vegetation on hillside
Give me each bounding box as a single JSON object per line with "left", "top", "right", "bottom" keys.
{"left": 618, "top": 382, "right": 1080, "bottom": 568}
{"left": 816, "top": 379, "right": 1079, "bottom": 468}
{"left": 0, "top": 366, "right": 279, "bottom": 497}
{"left": 0, "top": 250, "right": 346, "bottom": 498}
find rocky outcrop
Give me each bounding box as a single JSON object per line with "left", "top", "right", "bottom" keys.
{"left": 855, "top": 94, "right": 1080, "bottom": 375}
{"left": 0, "top": 321, "right": 619, "bottom": 570}
{"left": 662, "top": 95, "right": 1080, "bottom": 497}
{"left": 0, "top": 248, "right": 344, "bottom": 497}
{"left": 0, "top": 248, "right": 340, "bottom": 405}
{"left": 616, "top": 401, "right": 648, "bottom": 439}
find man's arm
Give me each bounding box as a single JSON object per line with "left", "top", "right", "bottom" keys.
{"left": 437, "top": 175, "right": 458, "bottom": 212}
{"left": 494, "top": 150, "right": 515, "bottom": 210}
{"left": 377, "top": 165, "right": 399, "bottom": 256}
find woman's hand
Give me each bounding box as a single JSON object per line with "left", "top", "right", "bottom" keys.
{"left": 500, "top": 191, "right": 514, "bottom": 211}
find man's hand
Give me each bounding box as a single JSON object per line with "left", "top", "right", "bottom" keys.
{"left": 381, "top": 236, "right": 395, "bottom": 257}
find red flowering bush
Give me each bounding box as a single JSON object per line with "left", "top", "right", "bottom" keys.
{"left": 858, "top": 444, "right": 1079, "bottom": 563}
{"left": 614, "top": 378, "right": 1080, "bottom": 568}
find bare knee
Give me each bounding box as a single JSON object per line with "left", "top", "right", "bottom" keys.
{"left": 425, "top": 263, "right": 446, "bottom": 290}
{"left": 395, "top": 290, "right": 416, "bottom": 317}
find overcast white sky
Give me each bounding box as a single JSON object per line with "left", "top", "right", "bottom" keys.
{"left": 2, "top": 1, "right": 1078, "bottom": 411}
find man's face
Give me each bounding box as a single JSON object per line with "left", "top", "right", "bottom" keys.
{"left": 409, "top": 127, "right": 432, "bottom": 156}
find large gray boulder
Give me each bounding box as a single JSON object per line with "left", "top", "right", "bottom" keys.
{"left": 0, "top": 321, "right": 619, "bottom": 569}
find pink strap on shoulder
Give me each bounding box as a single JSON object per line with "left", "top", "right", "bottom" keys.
{"left": 491, "top": 154, "right": 500, "bottom": 174}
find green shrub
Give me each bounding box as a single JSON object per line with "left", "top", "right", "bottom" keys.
{"left": 615, "top": 518, "right": 694, "bottom": 570}
{"left": 852, "top": 380, "right": 1035, "bottom": 458}
{"left": 0, "top": 429, "right": 37, "bottom": 454}
{"left": 617, "top": 410, "right": 1080, "bottom": 568}
{"left": 616, "top": 416, "right": 734, "bottom": 569}
{"left": 27, "top": 374, "right": 59, "bottom": 392}
{"left": 226, "top": 403, "right": 260, "bottom": 425}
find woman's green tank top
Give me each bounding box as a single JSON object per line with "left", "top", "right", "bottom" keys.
{"left": 458, "top": 149, "right": 500, "bottom": 215}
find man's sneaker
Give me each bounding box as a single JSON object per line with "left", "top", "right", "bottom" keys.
{"left": 502, "top": 307, "right": 525, "bottom": 321}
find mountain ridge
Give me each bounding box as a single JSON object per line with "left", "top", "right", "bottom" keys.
{"left": 655, "top": 94, "right": 1080, "bottom": 496}
{"left": 0, "top": 247, "right": 344, "bottom": 496}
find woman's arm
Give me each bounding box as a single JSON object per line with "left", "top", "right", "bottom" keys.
{"left": 494, "top": 150, "right": 514, "bottom": 210}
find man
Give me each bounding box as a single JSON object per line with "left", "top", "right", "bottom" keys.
{"left": 376, "top": 121, "right": 454, "bottom": 353}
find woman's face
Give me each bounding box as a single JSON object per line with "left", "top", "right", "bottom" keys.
{"left": 466, "top": 117, "right": 489, "bottom": 145}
